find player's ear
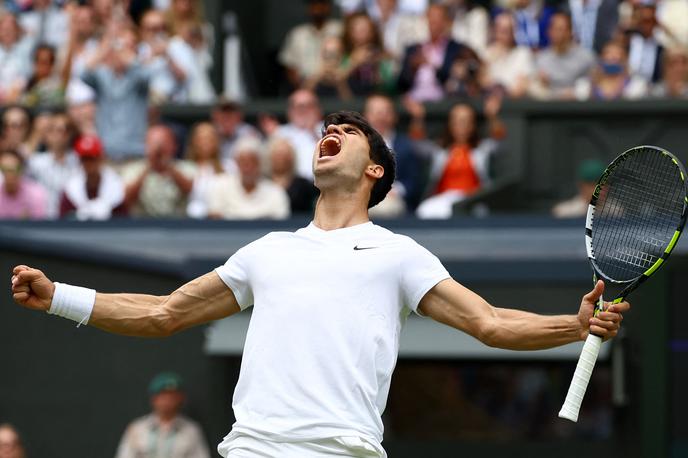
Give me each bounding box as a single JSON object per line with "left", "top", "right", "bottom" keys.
{"left": 365, "top": 164, "right": 384, "bottom": 180}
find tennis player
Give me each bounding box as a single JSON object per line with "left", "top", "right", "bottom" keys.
{"left": 10, "top": 111, "right": 629, "bottom": 458}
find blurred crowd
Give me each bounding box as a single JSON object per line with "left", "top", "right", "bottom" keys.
{"left": 0, "top": 0, "right": 686, "bottom": 221}
{"left": 282, "top": 0, "right": 688, "bottom": 101}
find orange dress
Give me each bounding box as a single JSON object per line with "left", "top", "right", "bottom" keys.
{"left": 435, "top": 144, "right": 481, "bottom": 194}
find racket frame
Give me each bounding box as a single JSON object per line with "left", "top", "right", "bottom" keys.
{"left": 560, "top": 145, "right": 688, "bottom": 422}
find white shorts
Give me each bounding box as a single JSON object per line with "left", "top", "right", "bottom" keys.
{"left": 218, "top": 431, "right": 385, "bottom": 458}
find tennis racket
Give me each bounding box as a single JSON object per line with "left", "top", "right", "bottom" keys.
{"left": 558, "top": 145, "right": 688, "bottom": 422}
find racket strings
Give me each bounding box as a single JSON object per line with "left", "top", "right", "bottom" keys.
{"left": 592, "top": 148, "right": 685, "bottom": 282}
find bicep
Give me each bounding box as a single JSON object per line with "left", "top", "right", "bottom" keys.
{"left": 418, "top": 278, "right": 496, "bottom": 338}
{"left": 90, "top": 271, "right": 240, "bottom": 337}
{"left": 164, "top": 271, "right": 241, "bottom": 332}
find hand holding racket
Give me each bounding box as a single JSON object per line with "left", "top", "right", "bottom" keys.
{"left": 559, "top": 145, "right": 688, "bottom": 422}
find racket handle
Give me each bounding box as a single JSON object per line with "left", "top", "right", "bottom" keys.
{"left": 558, "top": 333, "right": 602, "bottom": 422}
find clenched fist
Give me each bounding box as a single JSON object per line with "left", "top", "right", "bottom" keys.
{"left": 10, "top": 265, "right": 55, "bottom": 312}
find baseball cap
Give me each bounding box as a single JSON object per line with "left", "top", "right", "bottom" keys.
{"left": 148, "top": 372, "right": 184, "bottom": 395}
{"left": 74, "top": 135, "right": 103, "bottom": 158}
{"left": 577, "top": 159, "right": 606, "bottom": 183}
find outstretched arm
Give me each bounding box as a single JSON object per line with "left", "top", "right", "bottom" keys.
{"left": 418, "top": 279, "right": 629, "bottom": 350}
{"left": 10, "top": 265, "right": 240, "bottom": 337}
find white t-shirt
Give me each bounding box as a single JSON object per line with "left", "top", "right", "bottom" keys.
{"left": 214, "top": 222, "right": 450, "bottom": 456}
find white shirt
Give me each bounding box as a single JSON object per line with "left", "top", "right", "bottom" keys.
{"left": 19, "top": 6, "right": 69, "bottom": 48}
{"left": 214, "top": 222, "right": 450, "bottom": 456}
{"left": 207, "top": 174, "right": 290, "bottom": 220}
{"left": 273, "top": 123, "right": 323, "bottom": 179}
{"left": 628, "top": 34, "right": 659, "bottom": 82}
{"left": 28, "top": 151, "right": 80, "bottom": 219}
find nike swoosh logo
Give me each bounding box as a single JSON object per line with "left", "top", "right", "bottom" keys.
{"left": 353, "top": 245, "right": 378, "bottom": 250}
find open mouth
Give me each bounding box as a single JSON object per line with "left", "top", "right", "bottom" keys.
{"left": 319, "top": 135, "right": 342, "bottom": 159}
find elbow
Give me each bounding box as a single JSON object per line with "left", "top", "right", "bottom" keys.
{"left": 153, "top": 296, "right": 183, "bottom": 337}
{"left": 474, "top": 315, "right": 501, "bottom": 348}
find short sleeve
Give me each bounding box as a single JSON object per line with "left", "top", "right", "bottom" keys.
{"left": 215, "top": 245, "right": 255, "bottom": 310}
{"left": 399, "top": 239, "right": 450, "bottom": 313}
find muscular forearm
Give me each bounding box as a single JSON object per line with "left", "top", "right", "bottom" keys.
{"left": 90, "top": 273, "right": 238, "bottom": 337}
{"left": 89, "top": 292, "right": 172, "bottom": 337}
{"left": 486, "top": 307, "right": 582, "bottom": 350}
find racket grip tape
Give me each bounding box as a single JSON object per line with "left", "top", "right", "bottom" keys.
{"left": 558, "top": 334, "right": 603, "bottom": 422}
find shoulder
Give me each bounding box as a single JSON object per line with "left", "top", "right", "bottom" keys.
{"left": 176, "top": 160, "right": 197, "bottom": 175}
{"left": 126, "top": 414, "right": 153, "bottom": 432}
{"left": 28, "top": 153, "right": 50, "bottom": 170}
{"left": 241, "top": 230, "right": 300, "bottom": 251}
{"left": 121, "top": 160, "right": 147, "bottom": 179}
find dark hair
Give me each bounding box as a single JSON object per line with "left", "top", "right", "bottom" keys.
{"left": 440, "top": 103, "right": 479, "bottom": 149}
{"left": 33, "top": 43, "right": 56, "bottom": 64}
{"left": 342, "top": 12, "right": 382, "bottom": 55}
{"left": 322, "top": 110, "right": 395, "bottom": 209}
{"left": 550, "top": 11, "right": 573, "bottom": 30}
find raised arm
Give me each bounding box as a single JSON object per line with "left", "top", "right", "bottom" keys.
{"left": 10, "top": 265, "right": 240, "bottom": 337}
{"left": 418, "top": 278, "right": 628, "bottom": 350}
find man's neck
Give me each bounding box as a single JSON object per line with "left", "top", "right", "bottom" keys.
{"left": 272, "top": 171, "right": 294, "bottom": 188}
{"left": 553, "top": 41, "right": 571, "bottom": 54}
{"left": 52, "top": 147, "right": 68, "bottom": 159}
{"left": 241, "top": 179, "right": 257, "bottom": 194}
{"left": 312, "top": 190, "right": 370, "bottom": 231}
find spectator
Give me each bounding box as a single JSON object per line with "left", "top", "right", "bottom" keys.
{"left": 28, "top": 112, "right": 80, "bottom": 219}
{"left": 81, "top": 23, "right": 150, "bottom": 161}
{"left": 443, "top": 45, "right": 486, "bottom": 98}
{"left": 268, "top": 137, "right": 319, "bottom": 214}
{"left": 446, "top": 0, "right": 489, "bottom": 57}
{"left": 0, "top": 423, "right": 26, "bottom": 458}
{"left": 22, "top": 44, "right": 64, "bottom": 108}
{"left": 341, "top": 12, "right": 397, "bottom": 96}
{"left": 565, "top": 0, "right": 618, "bottom": 53}
{"left": 166, "top": 20, "right": 216, "bottom": 103}
{"left": 185, "top": 122, "right": 227, "bottom": 218}
{"left": 552, "top": 159, "right": 606, "bottom": 218}
{"left": 210, "top": 98, "right": 261, "bottom": 170}
{"left": 1, "top": 106, "right": 33, "bottom": 158}
{"left": 60, "top": 134, "right": 126, "bottom": 220}
{"left": 0, "top": 12, "right": 33, "bottom": 104}
{"left": 651, "top": 46, "right": 688, "bottom": 98}
{"left": 19, "top": 0, "right": 69, "bottom": 49}
{"left": 484, "top": 12, "right": 535, "bottom": 98}
{"left": 208, "top": 137, "right": 290, "bottom": 220}
{"left": 273, "top": 89, "right": 324, "bottom": 180}
{"left": 575, "top": 41, "right": 648, "bottom": 100}
{"left": 397, "top": 3, "right": 469, "bottom": 102}
{"left": 122, "top": 125, "right": 195, "bottom": 217}
{"left": 278, "top": 0, "right": 342, "bottom": 89}
{"left": 416, "top": 100, "right": 502, "bottom": 219}
{"left": 530, "top": 12, "right": 595, "bottom": 100}
{"left": 655, "top": 0, "right": 688, "bottom": 48}
{"left": 364, "top": 93, "right": 423, "bottom": 210}
{"left": 304, "top": 35, "right": 352, "bottom": 99}
{"left": 138, "top": 8, "right": 188, "bottom": 104}
{"left": 60, "top": 4, "right": 99, "bottom": 102}
{"left": 165, "top": 0, "right": 210, "bottom": 40}
{"left": 373, "top": 0, "right": 427, "bottom": 60}
{"left": 0, "top": 149, "right": 47, "bottom": 220}
{"left": 627, "top": 3, "right": 663, "bottom": 83}
{"left": 115, "top": 372, "right": 210, "bottom": 458}
{"left": 501, "top": 0, "right": 556, "bottom": 49}
{"left": 66, "top": 84, "right": 97, "bottom": 136}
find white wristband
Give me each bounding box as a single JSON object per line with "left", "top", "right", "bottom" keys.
{"left": 48, "top": 282, "right": 96, "bottom": 327}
